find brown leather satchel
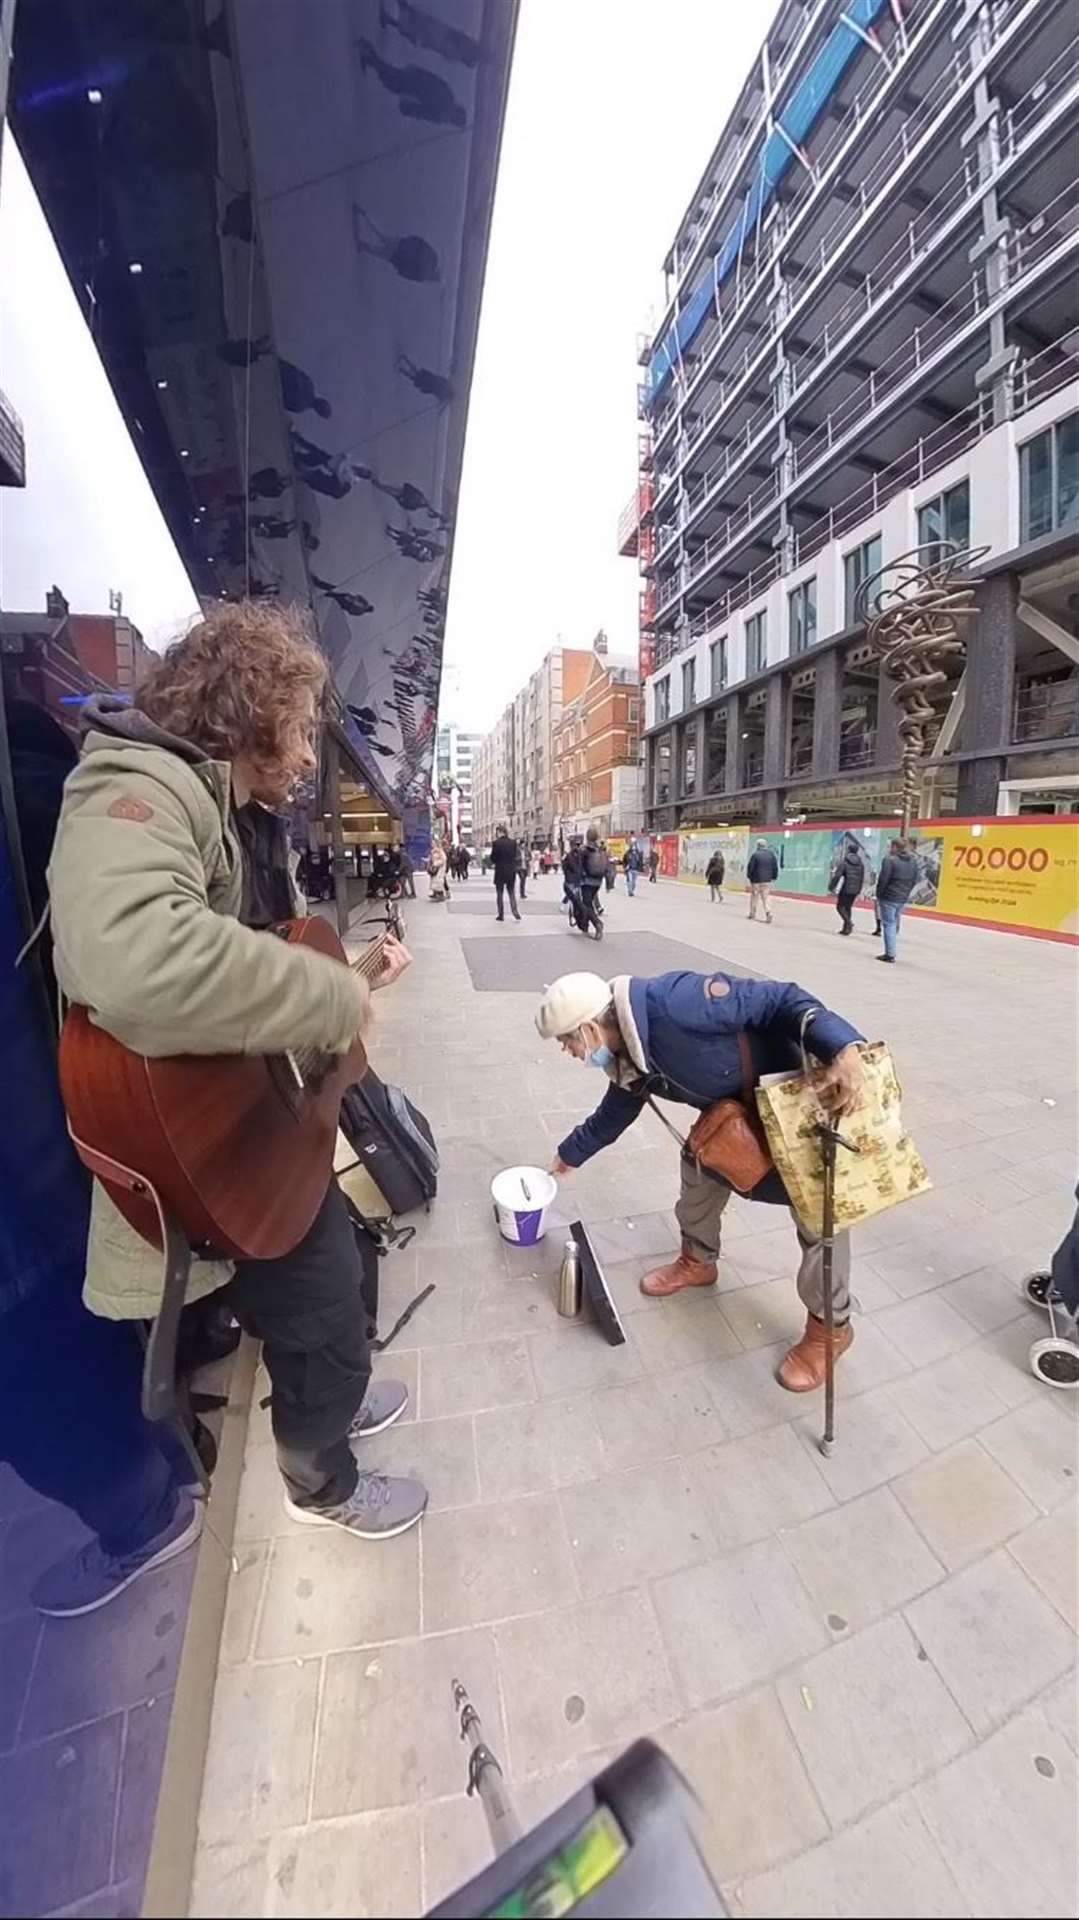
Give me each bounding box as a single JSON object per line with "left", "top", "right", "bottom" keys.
{"left": 649, "top": 1033, "right": 774, "bottom": 1194}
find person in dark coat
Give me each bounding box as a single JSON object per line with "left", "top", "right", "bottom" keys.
{"left": 828, "top": 836, "right": 866, "bottom": 936}
{"left": 491, "top": 825, "right": 521, "bottom": 922}
{"left": 539, "top": 967, "right": 865, "bottom": 1393}
{"left": 705, "top": 849, "right": 725, "bottom": 903}
{"left": 874, "top": 838, "right": 918, "bottom": 962}
{"left": 648, "top": 845, "right": 659, "bottom": 882}
{"left": 746, "top": 839, "right": 779, "bottom": 922}
{"left": 516, "top": 841, "right": 529, "bottom": 900}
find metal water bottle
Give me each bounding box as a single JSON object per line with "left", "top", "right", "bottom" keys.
{"left": 557, "top": 1237, "right": 582, "bottom": 1319}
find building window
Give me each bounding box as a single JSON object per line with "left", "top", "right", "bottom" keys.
{"left": 917, "top": 480, "right": 970, "bottom": 563}
{"left": 655, "top": 676, "right": 670, "bottom": 723}
{"left": 705, "top": 707, "right": 728, "bottom": 790}
{"left": 628, "top": 699, "right": 639, "bottom": 722}
{"left": 654, "top": 731, "right": 672, "bottom": 806}
{"left": 788, "top": 579, "right": 817, "bottom": 655}
{"left": 710, "top": 637, "right": 727, "bottom": 692}
{"left": 1020, "top": 413, "right": 1079, "bottom": 542}
{"left": 844, "top": 534, "right": 882, "bottom": 625}
{"left": 745, "top": 610, "right": 767, "bottom": 676}
{"left": 682, "top": 659, "right": 696, "bottom": 711}
{"left": 679, "top": 725, "right": 697, "bottom": 793}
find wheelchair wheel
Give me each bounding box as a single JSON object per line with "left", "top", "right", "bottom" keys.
{"left": 1029, "top": 1336, "right": 1079, "bottom": 1389}
{"left": 1022, "top": 1271, "right": 1057, "bottom": 1313}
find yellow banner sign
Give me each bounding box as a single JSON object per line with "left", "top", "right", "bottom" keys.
{"left": 937, "top": 822, "right": 1079, "bottom": 937}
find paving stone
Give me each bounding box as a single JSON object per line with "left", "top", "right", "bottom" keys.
{"left": 313, "top": 1627, "right": 503, "bottom": 1815}
{"left": 1009, "top": 1502, "right": 1079, "bottom": 1630}
{"left": 625, "top": 1294, "right": 742, "bottom": 1371}
{"left": 588, "top": 1211, "right": 686, "bottom": 1261}
{"left": 784, "top": 1486, "right": 945, "bottom": 1634}
{"left": 1037, "top": 1670, "right": 1079, "bottom": 1754}
{"left": 199, "top": 1661, "right": 319, "bottom": 1844}
{"left": 421, "top": 1492, "right": 577, "bottom": 1631}
{"left": 874, "top": 1292, "right": 979, "bottom": 1365}
{"left": 906, "top": 1550, "right": 1075, "bottom": 1736}
{"left": 869, "top": 1235, "right": 988, "bottom": 1298}
{"left": 967, "top": 1318, "right": 1044, "bottom": 1409}
{"left": 528, "top": 1322, "right": 643, "bottom": 1396}
{"left": 890, "top": 1349, "right": 1014, "bottom": 1451}
{"left": 943, "top": 1267, "right": 1030, "bottom": 1334}
{"left": 419, "top": 1335, "right": 535, "bottom": 1420}
{"left": 474, "top": 1394, "right": 601, "bottom": 1501}
{"left": 0, "top": 1715, "right": 122, "bottom": 1915}
{"left": 662, "top": 1687, "right": 828, "bottom": 1884}
{"left": 421, "top": 1794, "right": 505, "bottom": 1913}
{"left": 691, "top": 1423, "right": 834, "bottom": 1551}
{"left": 497, "top": 1588, "right": 678, "bottom": 1777}
{"left": 220, "top": 1542, "right": 268, "bottom": 1667}
{"left": 363, "top": 1414, "right": 479, "bottom": 1514}
{"left": 722, "top": 1227, "right": 803, "bottom": 1282}
{"left": 736, "top": 1791, "right": 966, "bottom": 1918}
{"left": 255, "top": 1525, "right": 419, "bottom": 1659}
{"left": 654, "top": 1538, "right": 829, "bottom": 1710}
{"left": 591, "top": 1367, "right": 727, "bottom": 1470}
{"left": 978, "top": 1398, "right": 1079, "bottom": 1512}
{"left": 190, "top": 1812, "right": 422, "bottom": 1918}
{"left": 915, "top": 1708, "right": 1079, "bottom": 1918}
{"left": 776, "top": 1616, "right": 971, "bottom": 1826}
{"left": 795, "top": 1388, "right": 930, "bottom": 1501}
{"left": 894, "top": 1439, "right": 1039, "bottom": 1571}
{"left": 560, "top": 1459, "right": 714, "bottom": 1598}
{"left": 696, "top": 1343, "right": 808, "bottom": 1438}
{"left": 717, "top": 1277, "right": 807, "bottom": 1351}
{"left": 21, "top": 1548, "right": 194, "bottom": 1740}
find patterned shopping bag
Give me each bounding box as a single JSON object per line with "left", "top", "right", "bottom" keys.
{"left": 755, "top": 1041, "right": 931, "bottom": 1237}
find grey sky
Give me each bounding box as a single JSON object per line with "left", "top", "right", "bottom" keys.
{"left": 441, "top": 0, "right": 772, "bottom": 730}
{"left": 0, "top": 0, "right": 771, "bottom": 683}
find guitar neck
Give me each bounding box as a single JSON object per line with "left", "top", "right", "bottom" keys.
{"left": 351, "top": 923, "right": 394, "bottom": 985}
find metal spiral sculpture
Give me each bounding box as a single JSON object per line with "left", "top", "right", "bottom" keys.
{"left": 856, "top": 543, "right": 988, "bottom": 833}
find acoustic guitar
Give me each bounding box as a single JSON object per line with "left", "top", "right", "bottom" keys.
{"left": 58, "top": 912, "right": 399, "bottom": 1263}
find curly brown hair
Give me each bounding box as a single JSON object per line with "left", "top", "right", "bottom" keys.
{"left": 137, "top": 601, "right": 328, "bottom": 771}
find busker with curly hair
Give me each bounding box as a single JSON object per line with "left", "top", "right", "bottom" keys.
{"left": 45, "top": 602, "right": 425, "bottom": 1617}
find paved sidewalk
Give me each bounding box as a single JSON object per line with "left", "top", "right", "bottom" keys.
{"left": 192, "top": 873, "right": 1078, "bottom": 1918}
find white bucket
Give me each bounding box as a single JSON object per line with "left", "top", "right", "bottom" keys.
{"left": 491, "top": 1166, "right": 559, "bottom": 1245}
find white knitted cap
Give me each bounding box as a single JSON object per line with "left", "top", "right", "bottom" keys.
{"left": 535, "top": 972, "right": 613, "bottom": 1039}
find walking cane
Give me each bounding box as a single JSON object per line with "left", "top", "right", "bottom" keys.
{"left": 817, "top": 1122, "right": 858, "bottom": 1457}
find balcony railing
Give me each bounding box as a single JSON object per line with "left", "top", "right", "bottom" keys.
{"left": 788, "top": 737, "right": 815, "bottom": 776}
{"left": 742, "top": 751, "right": 764, "bottom": 788}
{"left": 648, "top": 335, "right": 1079, "bottom": 678}
{"left": 1013, "top": 678, "right": 1079, "bottom": 743}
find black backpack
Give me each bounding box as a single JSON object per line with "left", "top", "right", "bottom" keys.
{"left": 338, "top": 1070, "right": 439, "bottom": 1216}
{"left": 585, "top": 844, "right": 607, "bottom": 880}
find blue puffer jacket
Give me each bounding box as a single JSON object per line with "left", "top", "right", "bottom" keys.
{"left": 557, "top": 970, "right": 863, "bottom": 1169}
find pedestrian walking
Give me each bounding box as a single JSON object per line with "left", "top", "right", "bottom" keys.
{"left": 874, "top": 837, "right": 918, "bottom": 963}
{"left": 428, "top": 839, "right": 449, "bottom": 901}
{"left": 828, "top": 835, "right": 866, "bottom": 936}
{"left": 747, "top": 838, "right": 778, "bottom": 921}
{"left": 648, "top": 845, "right": 659, "bottom": 884}
{"left": 604, "top": 845, "right": 617, "bottom": 893}
{"left": 399, "top": 845, "right": 415, "bottom": 897}
{"left": 516, "top": 841, "right": 529, "bottom": 900}
{"left": 459, "top": 844, "right": 471, "bottom": 883}
{"left": 492, "top": 824, "right": 521, "bottom": 922}
{"left": 705, "top": 849, "right": 725, "bottom": 903}
{"left": 623, "top": 841, "right": 643, "bottom": 897}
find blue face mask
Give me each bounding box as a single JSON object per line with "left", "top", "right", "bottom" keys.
{"left": 588, "top": 1044, "right": 615, "bottom": 1070}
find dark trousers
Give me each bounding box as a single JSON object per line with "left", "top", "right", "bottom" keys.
{"left": 227, "top": 1183, "right": 370, "bottom": 1510}
{"left": 518, "top": 869, "right": 527, "bottom": 898}
{"left": 836, "top": 888, "right": 857, "bottom": 933}
{"left": 495, "top": 876, "right": 519, "bottom": 918}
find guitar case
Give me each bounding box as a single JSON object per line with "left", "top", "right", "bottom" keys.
{"left": 338, "top": 1070, "right": 439, "bottom": 1218}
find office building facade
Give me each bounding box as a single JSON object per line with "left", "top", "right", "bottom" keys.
{"left": 471, "top": 645, "right": 593, "bottom": 848}
{"left": 435, "top": 722, "right": 484, "bottom": 844}
{"left": 623, "top": 0, "right": 1078, "bottom": 828}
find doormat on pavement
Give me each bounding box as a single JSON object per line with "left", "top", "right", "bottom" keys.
{"left": 447, "top": 899, "right": 565, "bottom": 916}
{"left": 458, "top": 931, "right": 761, "bottom": 992}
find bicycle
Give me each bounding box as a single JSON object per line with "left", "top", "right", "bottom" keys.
{"left": 566, "top": 883, "right": 604, "bottom": 941}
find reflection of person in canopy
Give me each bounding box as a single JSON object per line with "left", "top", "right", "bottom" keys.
{"left": 380, "top": 0, "right": 480, "bottom": 68}
{"left": 356, "top": 35, "right": 466, "bottom": 126}
{"left": 397, "top": 354, "right": 454, "bottom": 403}
{"left": 352, "top": 205, "right": 440, "bottom": 283}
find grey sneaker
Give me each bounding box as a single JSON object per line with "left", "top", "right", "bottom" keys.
{"left": 33, "top": 1494, "right": 203, "bottom": 1618}
{"left": 348, "top": 1378, "right": 409, "bottom": 1440}
{"left": 284, "top": 1472, "right": 427, "bottom": 1539}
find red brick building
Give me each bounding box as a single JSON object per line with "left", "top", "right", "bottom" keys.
{"left": 552, "top": 634, "right": 643, "bottom": 842}
{"left": 0, "top": 587, "right": 154, "bottom": 738}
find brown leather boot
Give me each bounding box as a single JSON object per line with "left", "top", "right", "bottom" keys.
{"left": 640, "top": 1245, "right": 718, "bottom": 1298}
{"left": 777, "top": 1313, "right": 854, "bottom": 1392}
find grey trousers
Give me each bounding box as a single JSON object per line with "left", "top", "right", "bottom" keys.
{"left": 675, "top": 1153, "right": 851, "bottom": 1322}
